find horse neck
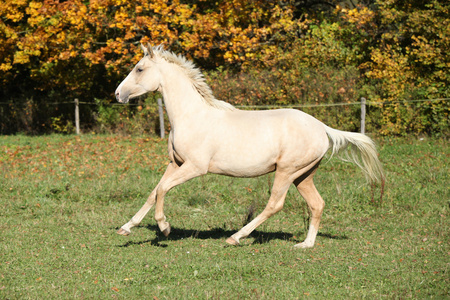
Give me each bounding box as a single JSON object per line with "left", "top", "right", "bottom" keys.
{"left": 158, "top": 62, "right": 211, "bottom": 128}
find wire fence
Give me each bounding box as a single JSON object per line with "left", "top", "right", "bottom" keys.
{"left": 1, "top": 97, "right": 447, "bottom": 107}
{"left": 0, "top": 97, "right": 448, "bottom": 136}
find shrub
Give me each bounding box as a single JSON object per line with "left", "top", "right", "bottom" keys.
{"left": 94, "top": 95, "right": 168, "bottom": 136}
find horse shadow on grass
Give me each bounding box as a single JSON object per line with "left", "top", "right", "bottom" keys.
{"left": 116, "top": 224, "right": 348, "bottom": 248}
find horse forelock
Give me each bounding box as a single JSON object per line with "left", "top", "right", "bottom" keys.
{"left": 152, "top": 47, "right": 236, "bottom": 111}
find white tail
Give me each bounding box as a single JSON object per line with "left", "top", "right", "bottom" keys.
{"left": 324, "top": 125, "right": 384, "bottom": 184}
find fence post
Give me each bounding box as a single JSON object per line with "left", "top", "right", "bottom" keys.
{"left": 75, "top": 98, "right": 80, "bottom": 135}
{"left": 360, "top": 97, "right": 366, "bottom": 134}
{"left": 157, "top": 98, "right": 165, "bottom": 138}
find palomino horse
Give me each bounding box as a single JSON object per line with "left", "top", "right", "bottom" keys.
{"left": 115, "top": 44, "right": 384, "bottom": 248}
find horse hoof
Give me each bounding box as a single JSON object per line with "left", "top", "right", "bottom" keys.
{"left": 162, "top": 224, "right": 171, "bottom": 237}
{"left": 226, "top": 237, "right": 239, "bottom": 246}
{"left": 293, "top": 242, "right": 313, "bottom": 249}
{"left": 117, "top": 228, "right": 131, "bottom": 236}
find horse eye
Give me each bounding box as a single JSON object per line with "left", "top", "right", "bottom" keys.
{"left": 136, "top": 67, "right": 144, "bottom": 73}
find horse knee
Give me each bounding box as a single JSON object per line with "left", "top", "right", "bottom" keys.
{"left": 308, "top": 197, "right": 325, "bottom": 218}
{"left": 146, "top": 192, "right": 156, "bottom": 205}
{"left": 273, "top": 200, "right": 285, "bottom": 213}
{"left": 264, "top": 199, "right": 285, "bottom": 217}
{"left": 312, "top": 197, "right": 325, "bottom": 210}
{"left": 297, "top": 180, "right": 324, "bottom": 217}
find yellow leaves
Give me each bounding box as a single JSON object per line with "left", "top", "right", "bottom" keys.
{"left": 13, "top": 51, "right": 30, "bottom": 64}
{"left": 83, "top": 52, "right": 102, "bottom": 65}
{"left": 343, "top": 7, "right": 374, "bottom": 23}
{"left": 58, "top": 45, "right": 78, "bottom": 61}
{"left": 25, "top": 1, "right": 44, "bottom": 26}
{"left": 89, "top": 0, "right": 105, "bottom": 12}
{"left": 27, "top": 14, "right": 45, "bottom": 27}
{"left": 337, "top": 5, "right": 375, "bottom": 29}
{"left": 111, "top": 7, "right": 132, "bottom": 29}
{"left": 410, "top": 35, "right": 440, "bottom": 65}
{"left": 111, "top": 0, "right": 126, "bottom": 5}
{"left": 175, "top": 5, "right": 194, "bottom": 23}
{"left": 365, "top": 47, "right": 413, "bottom": 106}
{"left": 28, "top": 1, "right": 42, "bottom": 9}
{"left": 1, "top": 0, "right": 306, "bottom": 75}
{"left": 1, "top": 0, "right": 27, "bottom": 22}
{"left": 13, "top": 45, "right": 42, "bottom": 64}
{"left": 64, "top": 7, "right": 87, "bottom": 29}
{"left": 4, "top": 11, "right": 24, "bottom": 22}
{"left": 0, "top": 63, "right": 13, "bottom": 72}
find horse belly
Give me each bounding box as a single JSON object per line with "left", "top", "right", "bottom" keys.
{"left": 205, "top": 108, "right": 328, "bottom": 177}
{"left": 208, "top": 140, "right": 278, "bottom": 177}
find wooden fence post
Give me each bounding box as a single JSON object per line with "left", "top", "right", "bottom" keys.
{"left": 75, "top": 98, "right": 80, "bottom": 135}
{"left": 360, "top": 97, "right": 366, "bottom": 134}
{"left": 157, "top": 98, "right": 165, "bottom": 138}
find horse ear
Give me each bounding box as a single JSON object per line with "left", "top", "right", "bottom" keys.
{"left": 141, "top": 43, "right": 154, "bottom": 57}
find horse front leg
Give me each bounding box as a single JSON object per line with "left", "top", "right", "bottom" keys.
{"left": 154, "top": 161, "right": 205, "bottom": 236}
{"left": 117, "top": 162, "right": 179, "bottom": 236}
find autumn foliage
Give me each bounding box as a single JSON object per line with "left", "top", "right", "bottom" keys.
{"left": 0, "top": 0, "right": 448, "bottom": 135}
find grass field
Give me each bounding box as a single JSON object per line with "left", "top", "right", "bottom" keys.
{"left": 0, "top": 134, "right": 448, "bottom": 299}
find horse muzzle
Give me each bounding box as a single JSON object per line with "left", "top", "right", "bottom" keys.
{"left": 115, "top": 89, "right": 130, "bottom": 104}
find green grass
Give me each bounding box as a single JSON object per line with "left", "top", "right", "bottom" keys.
{"left": 0, "top": 134, "right": 448, "bottom": 299}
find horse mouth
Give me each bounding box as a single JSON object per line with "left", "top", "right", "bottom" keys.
{"left": 117, "top": 91, "right": 144, "bottom": 104}
{"left": 116, "top": 93, "right": 131, "bottom": 103}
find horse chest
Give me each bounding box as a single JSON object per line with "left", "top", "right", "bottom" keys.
{"left": 169, "top": 131, "right": 208, "bottom": 166}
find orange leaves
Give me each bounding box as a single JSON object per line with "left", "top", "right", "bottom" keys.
{"left": 111, "top": 7, "right": 132, "bottom": 29}
{"left": 0, "top": 0, "right": 306, "bottom": 94}
{"left": 1, "top": 135, "right": 167, "bottom": 184}
{"left": 1, "top": 0, "right": 27, "bottom": 23}
{"left": 1, "top": 0, "right": 447, "bottom": 135}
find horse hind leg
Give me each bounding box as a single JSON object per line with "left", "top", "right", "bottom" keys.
{"left": 226, "top": 171, "right": 291, "bottom": 245}
{"left": 293, "top": 169, "right": 325, "bottom": 249}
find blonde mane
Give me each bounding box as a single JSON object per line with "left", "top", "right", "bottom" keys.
{"left": 152, "top": 46, "right": 236, "bottom": 111}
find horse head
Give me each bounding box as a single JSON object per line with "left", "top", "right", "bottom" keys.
{"left": 115, "top": 44, "right": 161, "bottom": 103}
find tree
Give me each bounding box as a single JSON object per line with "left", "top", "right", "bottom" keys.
{"left": 0, "top": 0, "right": 448, "bottom": 134}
